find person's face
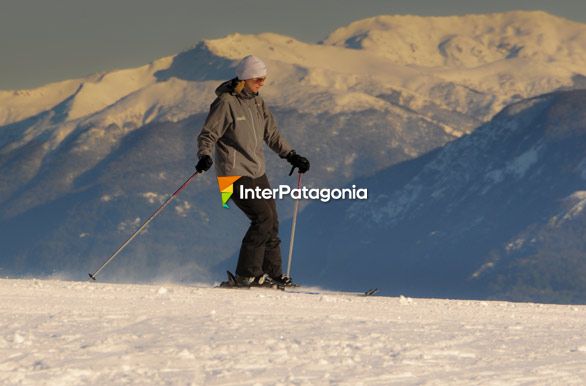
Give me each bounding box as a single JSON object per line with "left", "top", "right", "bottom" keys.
{"left": 243, "top": 77, "right": 266, "bottom": 93}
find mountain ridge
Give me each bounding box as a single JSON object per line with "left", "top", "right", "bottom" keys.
{"left": 324, "top": 10, "right": 586, "bottom": 66}
{"left": 293, "top": 89, "right": 586, "bottom": 303}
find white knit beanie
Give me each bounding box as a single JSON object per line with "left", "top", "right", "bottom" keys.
{"left": 235, "top": 55, "right": 267, "bottom": 80}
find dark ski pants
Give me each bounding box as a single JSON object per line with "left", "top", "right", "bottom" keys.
{"left": 230, "top": 174, "right": 282, "bottom": 278}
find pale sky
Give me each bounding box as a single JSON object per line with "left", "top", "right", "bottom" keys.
{"left": 1, "top": 0, "right": 585, "bottom": 90}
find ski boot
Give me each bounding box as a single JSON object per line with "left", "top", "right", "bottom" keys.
{"left": 270, "top": 274, "right": 297, "bottom": 288}
{"left": 236, "top": 273, "right": 283, "bottom": 289}
{"left": 219, "top": 271, "right": 283, "bottom": 290}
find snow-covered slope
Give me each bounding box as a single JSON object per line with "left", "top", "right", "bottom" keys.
{"left": 2, "top": 278, "right": 586, "bottom": 385}
{"left": 1, "top": 11, "right": 586, "bottom": 291}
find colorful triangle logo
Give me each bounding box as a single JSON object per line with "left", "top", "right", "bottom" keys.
{"left": 217, "top": 176, "right": 241, "bottom": 208}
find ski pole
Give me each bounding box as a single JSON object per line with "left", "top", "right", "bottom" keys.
{"left": 89, "top": 170, "right": 200, "bottom": 281}
{"left": 286, "top": 172, "right": 302, "bottom": 278}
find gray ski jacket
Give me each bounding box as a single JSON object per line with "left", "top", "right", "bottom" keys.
{"left": 197, "top": 79, "right": 293, "bottom": 178}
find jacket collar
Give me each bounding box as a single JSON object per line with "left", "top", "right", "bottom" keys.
{"left": 215, "top": 78, "right": 258, "bottom": 100}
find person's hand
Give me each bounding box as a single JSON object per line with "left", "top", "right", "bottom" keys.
{"left": 195, "top": 155, "right": 213, "bottom": 173}
{"left": 286, "top": 151, "right": 310, "bottom": 174}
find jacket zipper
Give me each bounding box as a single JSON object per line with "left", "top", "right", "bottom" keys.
{"left": 247, "top": 104, "right": 261, "bottom": 175}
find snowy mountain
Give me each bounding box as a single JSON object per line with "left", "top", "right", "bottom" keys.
{"left": 325, "top": 11, "right": 586, "bottom": 66}
{"left": 294, "top": 89, "right": 586, "bottom": 303}
{"left": 1, "top": 11, "right": 586, "bottom": 290}
{"left": 3, "top": 278, "right": 586, "bottom": 384}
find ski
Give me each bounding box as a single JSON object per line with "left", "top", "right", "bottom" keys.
{"left": 215, "top": 271, "right": 379, "bottom": 297}
{"left": 283, "top": 287, "right": 380, "bottom": 297}
{"left": 365, "top": 288, "right": 379, "bottom": 296}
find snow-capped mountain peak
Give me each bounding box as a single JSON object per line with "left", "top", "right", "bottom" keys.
{"left": 324, "top": 11, "right": 586, "bottom": 67}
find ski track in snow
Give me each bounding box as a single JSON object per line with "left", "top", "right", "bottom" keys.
{"left": 1, "top": 279, "right": 586, "bottom": 385}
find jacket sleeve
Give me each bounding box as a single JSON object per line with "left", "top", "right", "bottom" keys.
{"left": 262, "top": 100, "right": 293, "bottom": 158}
{"left": 197, "top": 97, "right": 232, "bottom": 158}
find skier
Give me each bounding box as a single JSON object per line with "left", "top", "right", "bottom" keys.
{"left": 195, "top": 55, "right": 310, "bottom": 288}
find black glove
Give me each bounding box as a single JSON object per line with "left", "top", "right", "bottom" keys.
{"left": 286, "top": 151, "right": 310, "bottom": 175}
{"left": 195, "top": 155, "right": 213, "bottom": 173}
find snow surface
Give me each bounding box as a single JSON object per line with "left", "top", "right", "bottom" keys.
{"left": 2, "top": 278, "right": 586, "bottom": 385}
